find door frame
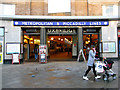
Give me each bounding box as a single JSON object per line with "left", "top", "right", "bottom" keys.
{"left": 83, "top": 28, "right": 100, "bottom": 58}
{"left": 22, "top": 28, "right": 40, "bottom": 62}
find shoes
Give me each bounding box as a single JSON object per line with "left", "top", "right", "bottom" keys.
{"left": 95, "top": 76, "right": 101, "bottom": 79}
{"left": 83, "top": 76, "right": 89, "bottom": 80}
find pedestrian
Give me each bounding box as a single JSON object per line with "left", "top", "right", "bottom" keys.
{"left": 68, "top": 47, "right": 70, "bottom": 55}
{"left": 83, "top": 45, "right": 101, "bottom": 80}
{"left": 34, "top": 45, "right": 38, "bottom": 61}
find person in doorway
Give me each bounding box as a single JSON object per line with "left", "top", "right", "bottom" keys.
{"left": 83, "top": 45, "right": 101, "bottom": 80}
{"left": 34, "top": 45, "right": 38, "bottom": 61}
{"left": 68, "top": 47, "right": 70, "bottom": 55}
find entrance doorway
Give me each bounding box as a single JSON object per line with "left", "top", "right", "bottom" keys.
{"left": 22, "top": 28, "right": 40, "bottom": 62}
{"left": 47, "top": 36, "right": 72, "bottom": 60}
{"left": 24, "top": 35, "right": 40, "bottom": 62}
{"left": 118, "top": 37, "right": 120, "bottom": 58}
{"left": 23, "top": 35, "right": 40, "bottom": 62}
{"left": 83, "top": 28, "right": 100, "bottom": 60}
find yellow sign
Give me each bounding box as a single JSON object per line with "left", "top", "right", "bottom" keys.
{"left": 0, "top": 54, "right": 2, "bottom": 63}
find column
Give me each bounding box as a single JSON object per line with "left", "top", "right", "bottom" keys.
{"left": 72, "top": 35, "right": 77, "bottom": 57}
{"left": 78, "top": 27, "right": 83, "bottom": 53}
{"left": 40, "top": 27, "right": 46, "bottom": 45}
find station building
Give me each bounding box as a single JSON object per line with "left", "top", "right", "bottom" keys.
{"left": 0, "top": 0, "right": 119, "bottom": 64}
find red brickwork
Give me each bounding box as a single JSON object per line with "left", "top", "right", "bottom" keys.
{"left": 0, "top": 0, "right": 119, "bottom": 16}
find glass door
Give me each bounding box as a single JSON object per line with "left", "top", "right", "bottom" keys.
{"left": 118, "top": 38, "right": 120, "bottom": 58}
{"left": 83, "top": 34, "right": 99, "bottom": 60}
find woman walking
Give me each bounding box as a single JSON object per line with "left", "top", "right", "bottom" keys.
{"left": 83, "top": 45, "right": 101, "bottom": 80}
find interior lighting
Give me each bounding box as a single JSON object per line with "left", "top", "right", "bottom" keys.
{"left": 48, "top": 41, "right": 50, "bottom": 43}
{"left": 58, "top": 38, "right": 61, "bottom": 40}
{"left": 24, "top": 39, "right": 28, "bottom": 43}
{"left": 85, "top": 41, "right": 89, "bottom": 44}
{"left": 51, "top": 37, "right": 54, "bottom": 40}
{"left": 30, "top": 41, "right": 33, "bottom": 44}
{"left": 61, "top": 39, "right": 63, "bottom": 41}
{"left": 30, "top": 38, "right": 33, "bottom": 41}
{"left": 37, "top": 40, "right": 40, "bottom": 42}
{"left": 24, "top": 35, "right": 27, "bottom": 38}
{"left": 24, "top": 35, "right": 29, "bottom": 39}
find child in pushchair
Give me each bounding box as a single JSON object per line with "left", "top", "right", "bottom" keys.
{"left": 102, "top": 59, "right": 116, "bottom": 81}
{"left": 95, "top": 58, "right": 116, "bottom": 81}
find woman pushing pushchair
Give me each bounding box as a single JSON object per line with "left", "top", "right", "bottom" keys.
{"left": 83, "top": 45, "right": 101, "bottom": 80}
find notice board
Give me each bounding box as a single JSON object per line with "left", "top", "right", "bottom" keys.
{"left": 103, "top": 41, "right": 116, "bottom": 53}
{"left": 6, "top": 43, "right": 20, "bottom": 54}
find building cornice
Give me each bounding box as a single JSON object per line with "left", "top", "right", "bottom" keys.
{"left": 0, "top": 15, "right": 119, "bottom": 20}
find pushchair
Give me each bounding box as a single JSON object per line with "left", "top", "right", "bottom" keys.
{"left": 95, "top": 58, "right": 116, "bottom": 81}
{"left": 103, "top": 59, "right": 116, "bottom": 81}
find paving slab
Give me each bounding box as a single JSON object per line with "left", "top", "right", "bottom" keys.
{"left": 1, "top": 60, "right": 119, "bottom": 89}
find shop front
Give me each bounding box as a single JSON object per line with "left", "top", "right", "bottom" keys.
{"left": 21, "top": 26, "right": 101, "bottom": 62}
{"left": 1, "top": 16, "right": 118, "bottom": 64}
{"left": 14, "top": 20, "right": 108, "bottom": 62}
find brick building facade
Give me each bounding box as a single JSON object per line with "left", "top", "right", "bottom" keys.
{"left": 0, "top": 0, "right": 119, "bottom": 64}
{"left": 1, "top": 0, "right": 119, "bottom": 16}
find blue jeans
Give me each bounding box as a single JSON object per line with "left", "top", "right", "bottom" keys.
{"left": 35, "top": 54, "right": 38, "bottom": 60}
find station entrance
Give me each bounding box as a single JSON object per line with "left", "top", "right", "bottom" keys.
{"left": 47, "top": 35, "right": 72, "bottom": 60}
{"left": 22, "top": 27, "right": 100, "bottom": 62}
{"left": 46, "top": 28, "right": 77, "bottom": 61}
{"left": 83, "top": 28, "right": 100, "bottom": 60}
{"left": 23, "top": 28, "right": 40, "bottom": 62}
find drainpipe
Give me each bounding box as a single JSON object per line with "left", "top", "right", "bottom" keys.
{"left": 30, "top": 0, "right": 31, "bottom": 15}
{"left": 87, "top": 0, "right": 89, "bottom": 16}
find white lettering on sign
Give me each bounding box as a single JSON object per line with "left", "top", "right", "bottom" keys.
{"left": 22, "top": 22, "right": 54, "bottom": 25}
{"left": 63, "top": 22, "right": 86, "bottom": 25}
{"left": 14, "top": 21, "right": 109, "bottom": 26}
{"left": 90, "top": 22, "right": 101, "bottom": 25}
{"left": 47, "top": 28, "right": 76, "bottom": 33}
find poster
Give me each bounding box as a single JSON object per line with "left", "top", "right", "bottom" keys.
{"left": 39, "top": 45, "right": 47, "bottom": 63}
{"left": 39, "top": 45, "right": 47, "bottom": 54}
{"left": 13, "top": 54, "right": 19, "bottom": 63}
{"left": 119, "top": 40, "right": 120, "bottom": 56}
{"left": 0, "top": 28, "right": 4, "bottom": 36}
{"left": 109, "top": 42, "right": 115, "bottom": 52}
{"left": 103, "top": 43, "right": 109, "bottom": 52}
{"left": 6, "top": 43, "right": 20, "bottom": 54}
{"left": 99, "top": 43, "right": 102, "bottom": 52}
{"left": 103, "top": 42, "right": 115, "bottom": 52}
{"left": 0, "top": 54, "right": 2, "bottom": 63}
{"left": 21, "top": 44, "right": 23, "bottom": 53}
{"left": 0, "top": 43, "right": 2, "bottom": 52}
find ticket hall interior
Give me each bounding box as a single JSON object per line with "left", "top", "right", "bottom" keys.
{"left": 47, "top": 35, "right": 72, "bottom": 60}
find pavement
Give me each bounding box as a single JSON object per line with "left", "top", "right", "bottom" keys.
{"left": 1, "top": 60, "right": 120, "bottom": 89}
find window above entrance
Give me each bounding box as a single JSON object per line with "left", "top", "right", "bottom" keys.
{"left": 48, "top": 0, "right": 71, "bottom": 13}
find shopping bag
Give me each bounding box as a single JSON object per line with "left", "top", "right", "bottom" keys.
{"left": 95, "top": 61, "right": 104, "bottom": 73}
